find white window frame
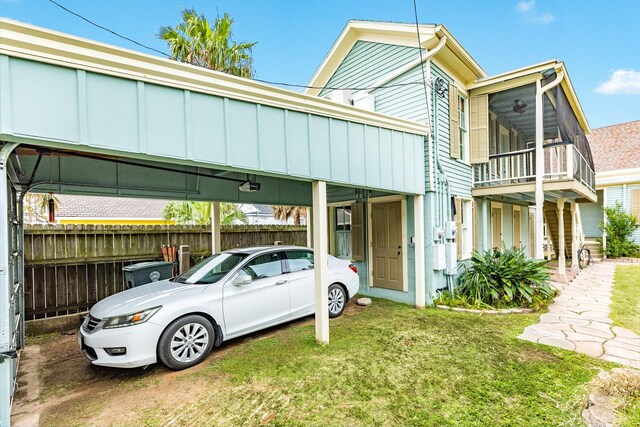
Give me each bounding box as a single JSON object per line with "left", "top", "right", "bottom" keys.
{"left": 458, "top": 94, "right": 469, "bottom": 163}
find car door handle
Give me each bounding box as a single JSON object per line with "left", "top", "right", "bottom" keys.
{"left": 275, "top": 280, "right": 287, "bottom": 285}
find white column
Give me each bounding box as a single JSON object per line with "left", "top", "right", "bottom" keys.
{"left": 534, "top": 78, "right": 545, "bottom": 259}
{"left": 571, "top": 202, "right": 579, "bottom": 273}
{"left": 312, "top": 181, "right": 329, "bottom": 344}
{"left": 306, "top": 208, "right": 312, "bottom": 247}
{"left": 211, "top": 202, "right": 221, "bottom": 254}
{"left": 556, "top": 198, "right": 567, "bottom": 283}
{"left": 414, "top": 195, "right": 425, "bottom": 308}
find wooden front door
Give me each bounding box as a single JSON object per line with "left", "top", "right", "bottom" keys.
{"left": 371, "top": 201, "right": 403, "bottom": 291}
{"left": 491, "top": 207, "right": 502, "bottom": 249}
{"left": 513, "top": 209, "right": 521, "bottom": 248}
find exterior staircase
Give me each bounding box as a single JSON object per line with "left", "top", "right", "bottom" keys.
{"left": 543, "top": 201, "right": 573, "bottom": 260}
{"left": 584, "top": 239, "right": 603, "bottom": 263}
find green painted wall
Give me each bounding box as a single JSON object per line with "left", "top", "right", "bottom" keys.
{"left": 605, "top": 185, "right": 640, "bottom": 244}
{"left": 580, "top": 190, "right": 604, "bottom": 238}
{"left": 320, "top": 41, "right": 421, "bottom": 97}
{"left": 0, "top": 55, "right": 425, "bottom": 196}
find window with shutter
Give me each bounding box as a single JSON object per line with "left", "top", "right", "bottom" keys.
{"left": 449, "top": 84, "right": 460, "bottom": 159}
{"left": 631, "top": 189, "right": 640, "bottom": 221}
{"left": 351, "top": 202, "right": 365, "bottom": 261}
{"left": 469, "top": 94, "right": 489, "bottom": 164}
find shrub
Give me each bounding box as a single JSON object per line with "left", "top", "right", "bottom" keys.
{"left": 599, "top": 202, "right": 640, "bottom": 258}
{"left": 456, "top": 246, "right": 555, "bottom": 308}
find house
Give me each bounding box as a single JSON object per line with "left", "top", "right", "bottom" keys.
{"left": 238, "top": 204, "right": 307, "bottom": 225}
{"left": 579, "top": 120, "right": 640, "bottom": 253}
{"left": 50, "top": 194, "right": 173, "bottom": 225}
{"left": 306, "top": 20, "right": 596, "bottom": 301}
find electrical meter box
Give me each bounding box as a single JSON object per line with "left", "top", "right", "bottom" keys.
{"left": 445, "top": 221, "right": 458, "bottom": 240}
{"left": 433, "top": 244, "right": 446, "bottom": 270}
{"left": 445, "top": 242, "right": 458, "bottom": 275}
{"left": 433, "top": 226, "right": 444, "bottom": 242}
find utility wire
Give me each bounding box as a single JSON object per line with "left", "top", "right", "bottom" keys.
{"left": 47, "top": 0, "right": 428, "bottom": 92}
{"left": 47, "top": 0, "right": 168, "bottom": 57}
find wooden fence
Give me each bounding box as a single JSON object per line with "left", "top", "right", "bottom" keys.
{"left": 23, "top": 224, "right": 307, "bottom": 319}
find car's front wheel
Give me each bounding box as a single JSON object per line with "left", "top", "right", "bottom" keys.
{"left": 158, "top": 315, "right": 214, "bottom": 370}
{"left": 328, "top": 284, "right": 347, "bottom": 318}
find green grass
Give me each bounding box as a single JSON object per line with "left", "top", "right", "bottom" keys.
{"left": 159, "top": 299, "right": 606, "bottom": 426}
{"left": 610, "top": 265, "right": 640, "bottom": 335}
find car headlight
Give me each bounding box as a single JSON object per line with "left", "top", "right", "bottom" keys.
{"left": 103, "top": 306, "right": 162, "bottom": 329}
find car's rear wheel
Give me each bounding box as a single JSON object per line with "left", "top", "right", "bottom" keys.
{"left": 328, "top": 284, "right": 347, "bottom": 318}
{"left": 158, "top": 315, "right": 214, "bottom": 370}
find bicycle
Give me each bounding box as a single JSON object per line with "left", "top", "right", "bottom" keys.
{"left": 577, "top": 244, "right": 592, "bottom": 269}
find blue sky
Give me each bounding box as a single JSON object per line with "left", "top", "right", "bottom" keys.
{"left": 2, "top": 0, "right": 639, "bottom": 129}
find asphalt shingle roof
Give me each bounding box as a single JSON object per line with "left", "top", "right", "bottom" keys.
{"left": 588, "top": 120, "right": 640, "bottom": 172}
{"left": 56, "top": 195, "right": 169, "bottom": 219}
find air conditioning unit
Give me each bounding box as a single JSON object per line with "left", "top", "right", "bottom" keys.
{"left": 352, "top": 91, "right": 375, "bottom": 111}
{"left": 327, "top": 89, "right": 353, "bottom": 105}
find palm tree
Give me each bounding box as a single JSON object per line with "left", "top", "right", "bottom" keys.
{"left": 163, "top": 201, "right": 247, "bottom": 225}
{"left": 271, "top": 206, "right": 307, "bottom": 226}
{"left": 159, "top": 9, "right": 256, "bottom": 78}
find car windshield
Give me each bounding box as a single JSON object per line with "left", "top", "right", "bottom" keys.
{"left": 173, "top": 253, "right": 247, "bottom": 285}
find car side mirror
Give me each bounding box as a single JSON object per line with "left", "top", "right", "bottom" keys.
{"left": 232, "top": 271, "right": 252, "bottom": 286}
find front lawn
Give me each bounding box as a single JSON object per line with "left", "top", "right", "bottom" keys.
{"left": 149, "top": 301, "right": 604, "bottom": 426}
{"left": 610, "top": 265, "right": 640, "bottom": 335}
{"left": 37, "top": 300, "right": 610, "bottom": 426}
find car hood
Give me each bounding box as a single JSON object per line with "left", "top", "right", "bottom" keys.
{"left": 90, "top": 279, "right": 207, "bottom": 319}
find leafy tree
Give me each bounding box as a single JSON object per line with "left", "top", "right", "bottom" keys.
{"left": 599, "top": 202, "right": 640, "bottom": 257}
{"left": 271, "top": 206, "right": 307, "bottom": 226}
{"left": 159, "top": 9, "right": 256, "bottom": 78}
{"left": 23, "top": 193, "right": 60, "bottom": 224}
{"left": 163, "top": 202, "right": 246, "bottom": 225}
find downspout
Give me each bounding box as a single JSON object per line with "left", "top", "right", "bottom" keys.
{"left": 424, "top": 36, "right": 447, "bottom": 193}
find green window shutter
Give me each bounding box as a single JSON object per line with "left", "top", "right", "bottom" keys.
{"left": 470, "top": 94, "right": 489, "bottom": 164}
{"left": 351, "top": 202, "right": 365, "bottom": 261}
{"left": 449, "top": 84, "right": 460, "bottom": 159}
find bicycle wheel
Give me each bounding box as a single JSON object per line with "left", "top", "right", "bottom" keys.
{"left": 578, "top": 249, "right": 587, "bottom": 269}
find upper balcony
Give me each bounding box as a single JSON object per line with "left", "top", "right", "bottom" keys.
{"left": 468, "top": 66, "right": 596, "bottom": 203}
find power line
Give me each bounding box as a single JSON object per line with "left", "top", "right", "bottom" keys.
{"left": 47, "top": 0, "right": 429, "bottom": 92}
{"left": 47, "top": 0, "right": 168, "bottom": 57}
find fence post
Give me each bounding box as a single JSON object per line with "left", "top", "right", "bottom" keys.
{"left": 178, "top": 245, "right": 190, "bottom": 274}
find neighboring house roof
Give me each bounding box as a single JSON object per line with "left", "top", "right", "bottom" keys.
{"left": 589, "top": 120, "right": 640, "bottom": 172}
{"left": 239, "top": 204, "right": 274, "bottom": 217}
{"left": 56, "top": 195, "right": 169, "bottom": 219}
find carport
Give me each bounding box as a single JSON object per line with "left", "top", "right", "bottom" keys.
{"left": 0, "top": 19, "right": 428, "bottom": 424}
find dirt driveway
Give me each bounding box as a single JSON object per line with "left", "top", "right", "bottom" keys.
{"left": 11, "top": 305, "right": 364, "bottom": 427}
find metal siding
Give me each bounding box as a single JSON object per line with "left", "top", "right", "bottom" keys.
{"left": 10, "top": 58, "right": 79, "bottom": 143}
{"left": 286, "top": 110, "right": 311, "bottom": 177}
{"left": 379, "top": 128, "right": 393, "bottom": 189}
{"left": 320, "top": 41, "right": 421, "bottom": 97}
{"left": 0, "top": 55, "right": 423, "bottom": 195}
{"left": 365, "top": 126, "right": 381, "bottom": 188}
{"left": 191, "top": 92, "right": 227, "bottom": 166}
{"left": 86, "top": 73, "right": 139, "bottom": 151}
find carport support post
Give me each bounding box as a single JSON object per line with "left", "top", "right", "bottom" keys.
{"left": 312, "top": 180, "right": 329, "bottom": 344}
{"left": 211, "top": 202, "right": 221, "bottom": 254}
{"left": 571, "top": 202, "right": 579, "bottom": 273}
{"left": 534, "top": 78, "right": 545, "bottom": 260}
{"left": 414, "top": 195, "right": 425, "bottom": 308}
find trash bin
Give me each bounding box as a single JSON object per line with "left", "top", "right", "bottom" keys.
{"left": 123, "top": 261, "right": 175, "bottom": 288}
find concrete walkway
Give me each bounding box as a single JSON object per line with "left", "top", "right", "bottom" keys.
{"left": 518, "top": 262, "right": 640, "bottom": 368}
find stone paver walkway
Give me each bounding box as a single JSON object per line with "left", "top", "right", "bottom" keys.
{"left": 518, "top": 262, "right": 640, "bottom": 368}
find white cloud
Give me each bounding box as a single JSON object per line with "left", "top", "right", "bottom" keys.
{"left": 516, "top": 0, "right": 555, "bottom": 25}
{"left": 594, "top": 69, "right": 640, "bottom": 95}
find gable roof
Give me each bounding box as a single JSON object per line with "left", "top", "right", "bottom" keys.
{"left": 588, "top": 120, "right": 640, "bottom": 172}
{"left": 56, "top": 195, "right": 169, "bottom": 219}
{"left": 306, "top": 20, "right": 487, "bottom": 96}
